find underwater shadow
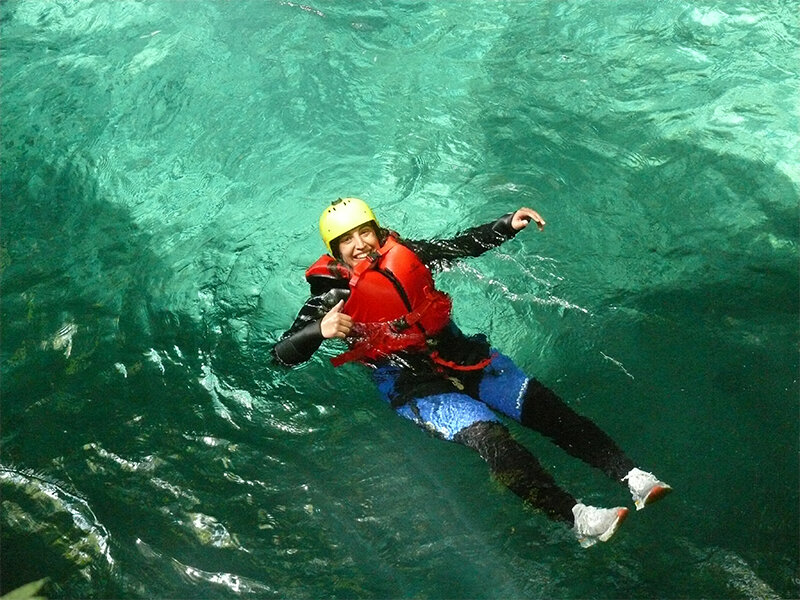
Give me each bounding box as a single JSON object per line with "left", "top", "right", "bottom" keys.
{"left": 0, "top": 151, "right": 278, "bottom": 596}
{"left": 480, "top": 91, "right": 798, "bottom": 595}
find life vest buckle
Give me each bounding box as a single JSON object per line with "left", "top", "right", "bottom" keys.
{"left": 391, "top": 317, "right": 411, "bottom": 332}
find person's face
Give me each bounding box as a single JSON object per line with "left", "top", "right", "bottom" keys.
{"left": 337, "top": 223, "right": 380, "bottom": 267}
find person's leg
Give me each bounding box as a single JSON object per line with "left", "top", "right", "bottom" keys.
{"left": 473, "top": 353, "right": 671, "bottom": 508}
{"left": 520, "top": 378, "right": 635, "bottom": 480}
{"left": 373, "top": 365, "right": 629, "bottom": 544}
{"left": 474, "top": 352, "right": 634, "bottom": 480}
{"left": 408, "top": 391, "right": 578, "bottom": 523}
{"left": 453, "top": 420, "right": 575, "bottom": 523}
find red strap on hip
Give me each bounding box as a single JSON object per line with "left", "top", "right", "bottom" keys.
{"left": 428, "top": 350, "right": 496, "bottom": 372}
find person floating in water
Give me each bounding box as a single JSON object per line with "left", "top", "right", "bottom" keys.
{"left": 272, "top": 197, "right": 672, "bottom": 547}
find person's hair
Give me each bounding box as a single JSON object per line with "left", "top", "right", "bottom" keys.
{"left": 331, "top": 221, "right": 382, "bottom": 260}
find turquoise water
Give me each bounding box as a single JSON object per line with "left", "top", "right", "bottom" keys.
{"left": 1, "top": 0, "right": 798, "bottom": 598}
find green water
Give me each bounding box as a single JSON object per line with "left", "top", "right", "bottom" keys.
{"left": 1, "top": 1, "right": 798, "bottom": 598}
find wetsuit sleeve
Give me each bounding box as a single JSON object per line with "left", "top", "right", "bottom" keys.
{"left": 271, "top": 289, "right": 347, "bottom": 367}
{"left": 401, "top": 213, "right": 518, "bottom": 271}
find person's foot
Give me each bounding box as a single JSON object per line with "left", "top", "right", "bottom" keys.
{"left": 572, "top": 503, "right": 629, "bottom": 548}
{"left": 623, "top": 467, "right": 673, "bottom": 510}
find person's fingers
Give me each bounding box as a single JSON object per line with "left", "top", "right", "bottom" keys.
{"left": 336, "top": 315, "right": 353, "bottom": 336}
{"left": 328, "top": 299, "right": 345, "bottom": 314}
{"left": 515, "top": 207, "right": 545, "bottom": 231}
{"left": 530, "top": 211, "right": 546, "bottom": 230}
{"left": 332, "top": 325, "right": 351, "bottom": 338}
{"left": 321, "top": 301, "right": 349, "bottom": 338}
{"left": 324, "top": 309, "right": 353, "bottom": 339}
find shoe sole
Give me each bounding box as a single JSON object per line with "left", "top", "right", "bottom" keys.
{"left": 639, "top": 484, "right": 673, "bottom": 510}
{"left": 598, "top": 507, "right": 629, "bottom": 542}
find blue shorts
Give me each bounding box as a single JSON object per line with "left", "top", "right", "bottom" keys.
{"left": 372, "top": 352, "right": 530, "bottom": 441}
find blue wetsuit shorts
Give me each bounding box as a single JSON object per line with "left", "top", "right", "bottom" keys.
{"left": 372, "top": 351, "right": 529, "bottom": 441}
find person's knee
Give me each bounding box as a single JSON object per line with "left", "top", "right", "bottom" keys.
{"left": 452, "top": 420, "right": 510, "bottom": 451}
{"left": 519, "top": 378, "right": 572, "bottom": 427}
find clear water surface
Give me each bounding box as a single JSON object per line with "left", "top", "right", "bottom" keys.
{"left": 1, "top": 1, "right": 798, "bottom": 598}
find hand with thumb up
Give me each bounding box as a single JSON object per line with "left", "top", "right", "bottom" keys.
{"left": 320, "top": 300, "right": 353, "bottom": 339}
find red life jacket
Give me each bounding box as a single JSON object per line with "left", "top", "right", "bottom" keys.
{"left": 305, "top": 235, "right": 452, "bottom": 366}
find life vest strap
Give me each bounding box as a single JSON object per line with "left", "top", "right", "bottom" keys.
{"left": 329, "top": 348, "right": 363, "bottom": 368}
{"left": 329, "top": 325, "right": 428, "bottom": 367}
{"left": 428, "top": 350, "right": 497, "bottom": 372}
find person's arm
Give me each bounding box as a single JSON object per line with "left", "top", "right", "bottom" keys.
{"left": 271, "top": 296, "right": 327, "bottom": 367}
{"left": 402, "top": 207, "right": 545, "bottom": 270}
{"left": 271, "top": 289, "right": 353, "bottom": 367}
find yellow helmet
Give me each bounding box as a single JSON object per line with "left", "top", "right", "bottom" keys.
{"left": 319, "top": 197, "right": 379, "bottom": 254}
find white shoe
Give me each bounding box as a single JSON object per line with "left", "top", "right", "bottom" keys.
{"left": 623, "top": 467, "right": 673, "bottom": 510}
{"left": 572, "top": 502, "right": 629, "bottom": 548}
